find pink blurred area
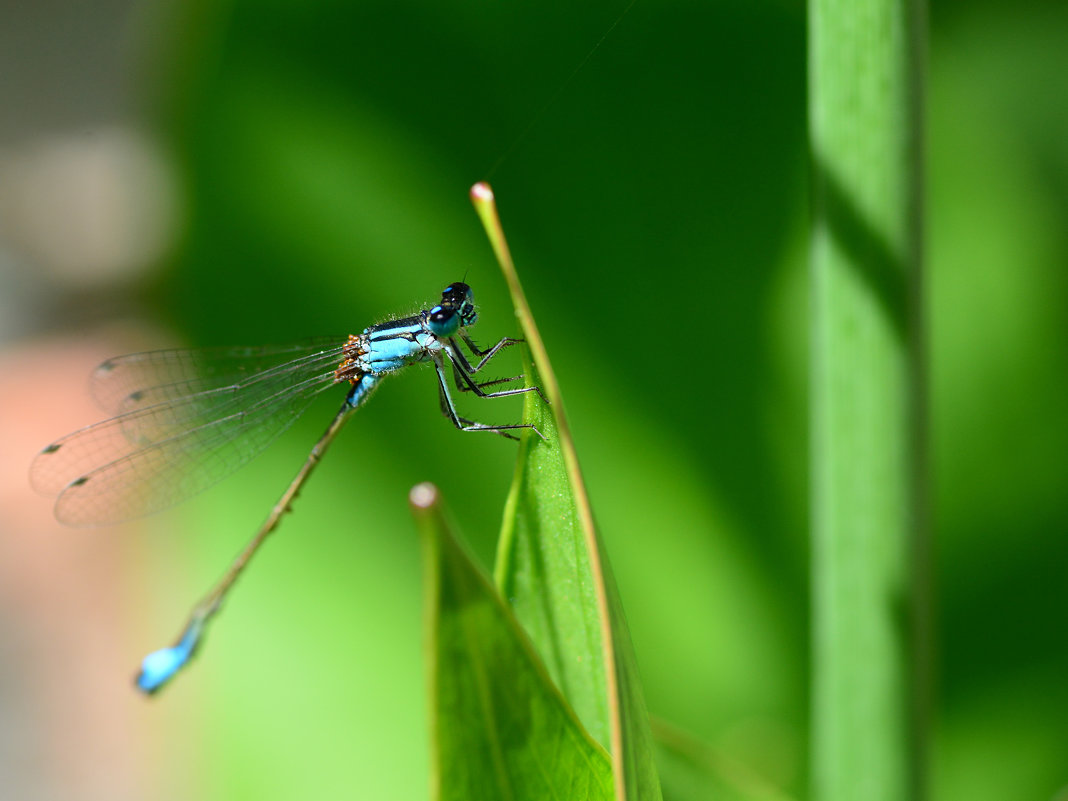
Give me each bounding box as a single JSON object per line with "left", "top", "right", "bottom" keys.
{"left": 0, "top": 334, "right": 182, "bottom": 801}
{"left": 0, "top": 0, "right": 199, "bottom": 790}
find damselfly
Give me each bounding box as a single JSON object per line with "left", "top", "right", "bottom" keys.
{"left": 31, "top": 281, "right": 544, "bottom": 694}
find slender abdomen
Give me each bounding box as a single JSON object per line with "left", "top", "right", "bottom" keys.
{"left": 345, "top": 374, "right": 380, "bottom": 409}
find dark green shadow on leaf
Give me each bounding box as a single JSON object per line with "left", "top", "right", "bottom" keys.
{"left": 411, "top": 483, "right": 614, "bottom": 801}
{"left": 470, "top": 183, "right": 662, "bottom": 801}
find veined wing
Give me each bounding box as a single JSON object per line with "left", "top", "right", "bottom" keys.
{"left": 31, "top": 342, "right": 350, "bottom": 526}
{"left": 90, "top": 338, "right": 345, "bottom": 415}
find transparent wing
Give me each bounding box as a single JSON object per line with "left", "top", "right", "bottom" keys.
{"left": 90, "top": 338, "right": 345, "bottom": 415}
{"left": 31, "top": 341, "right": 350, "bottom": 526}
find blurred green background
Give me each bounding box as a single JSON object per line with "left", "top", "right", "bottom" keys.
{"left": 1, "top": 0, "right": 1066, "bottom": 799}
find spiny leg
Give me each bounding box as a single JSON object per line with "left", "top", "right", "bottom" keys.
{"left": 459, "top": 333, "right": 523, "bottom": 371}
{"left": 433, "top": 355, "right": 545, "bottom": 440}
{"left": 450, "top": 360, "right": 523, "bottom": 394}
{"left": 446, "top": 344, "right": 548, "bottom": 406}
{"left": 452, "top": 335, "right": 549, "bottom": 405}
{"left": 436, "top": 379, "right": 518, "bottom": 441}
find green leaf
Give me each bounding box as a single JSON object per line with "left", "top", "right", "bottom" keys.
{"left": 470, "top": 183, "right": 663, "bottom": 801}
{"left": 412, "top": 483, "right": 614, "bottom": 801}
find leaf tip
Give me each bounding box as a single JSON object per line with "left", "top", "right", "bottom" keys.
{"left": 409, "top": 481, "right": 440, "bottom": 512}
{"left": 469, "top": 181, "right": 494, "bottom": 204}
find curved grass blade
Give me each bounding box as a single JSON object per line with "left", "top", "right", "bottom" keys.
{"left": 411, "top": 483, "right": 614, "bottom": 801}
{"left": 470, "top": 182, "right": 662, "bottom": 801}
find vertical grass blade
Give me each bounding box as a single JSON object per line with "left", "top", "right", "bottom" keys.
{"left": 471, "top": 182, "right": 662, "bottom": 801}
{"left": 412, "top": 483, "right": 614, "bottom": 801}
{"left": 809, "top": 1, "right": 929, "bottom": 800}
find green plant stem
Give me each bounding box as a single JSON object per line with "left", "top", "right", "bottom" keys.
{"left": 471, "top": 183, "right": 662, "bottom": 801}
{"left": 809, "top": 1, "right": 929, "bottom": 800}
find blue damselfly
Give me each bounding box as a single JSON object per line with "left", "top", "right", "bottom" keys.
{"left": 31, "top": 281, "right": 544, "bottom": 693}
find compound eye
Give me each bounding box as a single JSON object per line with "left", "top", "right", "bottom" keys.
{"left": 427, "top": 306, "right": 460, "bottom": 337}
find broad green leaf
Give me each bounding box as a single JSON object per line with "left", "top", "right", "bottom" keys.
{"left": 411, "top": 483, "right": 614, "bottom": 801}
{"left": 471, "top": 183, "right": 663, "bottom": 801}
